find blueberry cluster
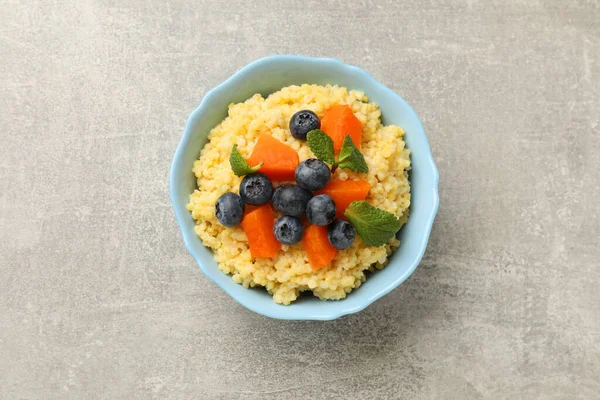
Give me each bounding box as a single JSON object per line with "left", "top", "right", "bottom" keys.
{"left": 215, "top": 110, "right": 356, "bottom": 249}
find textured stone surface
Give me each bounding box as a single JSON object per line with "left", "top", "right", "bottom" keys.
{"left": 1, "top": 0, "right": 599, "bottom": 398}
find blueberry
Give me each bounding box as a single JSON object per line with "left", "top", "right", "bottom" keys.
{"left": 327, "top": 219, "right": 355, "bottom": 250}
{"left": 395, "top": 228, "right": 403, "bottom": 240}
{"left": 239, "top": 173, "right": 273, "bottom": 205}
{"left": 273, "top": 216, "right": 304, "bottom": 245}
{"left": 215, "top": 192, "right": 245, "bottom": 227}
{"left": 306, "top": 194, "right": 336, "bottom": 226}
{"left": 271, "top": 184, "right": 312, "bottom": 217}
{"left": 295, "top": 158, "right": 330, "bottom": 191}
{"left": 289, "top": 110, "right": 320, "bottom": 140}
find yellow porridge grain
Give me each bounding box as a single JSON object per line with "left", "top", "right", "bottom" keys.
{"left": 187, "top": 84, "right": 410, "bottom": 305}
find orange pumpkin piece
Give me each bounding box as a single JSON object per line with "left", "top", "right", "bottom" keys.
{"left": 247, "top": 133, "right": 299, "bottom": 181}
{"left": 317, "top": 179, "right": 370, "bottom": 218}
{"left": 320, "top": 104, "right": 363, "bottom": 154}
{"left": 302, "top": 225, "right": 337, "bottom": 270}
{"left": 241, "top": 204, "right": 281, "bottom": 258}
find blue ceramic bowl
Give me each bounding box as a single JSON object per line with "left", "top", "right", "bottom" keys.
{"left": 170, "top": 55, "right": 439, "bottom": 320}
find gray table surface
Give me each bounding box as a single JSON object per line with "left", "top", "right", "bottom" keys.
{"left": 2, "top": 1, "right": 599, "bottom": 399}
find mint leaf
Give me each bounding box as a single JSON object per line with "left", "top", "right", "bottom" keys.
{"left": 306, "top": 129, "right": 336, "bottom": 165}
{"left": 344, "top": 201, "right": 401, "bottom": 246}
{"left": 337, "top": 135, "right": 368, "bottom": 173}
{"left": 229, "top": 144, "right": 262, "bottom": 176}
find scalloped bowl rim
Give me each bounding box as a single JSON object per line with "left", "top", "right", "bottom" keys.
{"left": 170, "top": 55, "right": 439, "bottom": 320}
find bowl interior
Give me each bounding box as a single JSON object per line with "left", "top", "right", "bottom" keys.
{"left": 171, "top": 56, "right": 438, "bottom": 320}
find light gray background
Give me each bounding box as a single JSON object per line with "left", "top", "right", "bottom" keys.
{"left": 1, "top": 0, "right": 599, "bottom": 399}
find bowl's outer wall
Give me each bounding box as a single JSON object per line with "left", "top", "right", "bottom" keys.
{"left": 170, "top": 56, "right": 439, "bottom": 320}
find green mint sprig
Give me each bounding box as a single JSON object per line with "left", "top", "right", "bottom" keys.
{"left": 344, "top": 201, "right": 401, "bottom": 246}
{"left": 337, "top": 135, "right": 368, "bottom": 173}
{"left": 306, "top": 129, "right": 335, "bottom": 165}
{"left": 306, "top": 129, "right": 368, "bottom": 173}
{"left": 229, "top": 145, "right": 262, "bottom": 176}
